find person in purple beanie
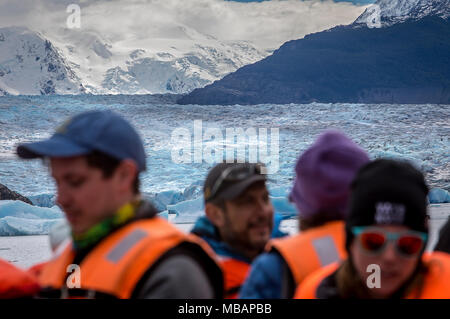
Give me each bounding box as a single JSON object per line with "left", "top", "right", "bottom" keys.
{"left": 239, "top": 129, "right": 370, "bottom": 299}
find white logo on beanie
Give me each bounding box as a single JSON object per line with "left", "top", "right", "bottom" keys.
{"left": 375, "top": 202, "right": 405, "bottom": 224}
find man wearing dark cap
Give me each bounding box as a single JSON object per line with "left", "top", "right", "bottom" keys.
{"left": 191, "top": 162, "right": 284, "bottom": 298}
{"left": 17, "top": 110, "right": 223, "bottom": 299}
{"left": 240, "top": 130, "right": 369, "bottom": 299}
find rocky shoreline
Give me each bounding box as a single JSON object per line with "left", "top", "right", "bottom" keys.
{"left": 0, "top": 183, "right": 32, "bottom": 205}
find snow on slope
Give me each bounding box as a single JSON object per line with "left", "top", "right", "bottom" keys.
{"left": 0, "top": 27, "right": 85, "bottom": 96}
{"left": 37, "top": 24, "right": 266, "bottom": 95}
{"left": 0, "top": 25, "right": 266, "bottom": 95}
{"left": 354, "top": 0, "right": 450, "bottom": 27}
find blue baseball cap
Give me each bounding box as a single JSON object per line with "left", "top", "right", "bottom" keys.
{"left": 17, "top": 110, "right": 147, "bottom": 172}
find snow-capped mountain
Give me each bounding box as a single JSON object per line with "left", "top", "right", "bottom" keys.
{"left": 0, "top": 27, "right": 85, "bottom": 96}
{"left": 54, "top": 25, "right": 266, "bottom": 95}
{"left": 0, "top": 24, "right": 266, "bottom": 96}
{"left": 354, "top": 0, "right": 450, "bottom": 28}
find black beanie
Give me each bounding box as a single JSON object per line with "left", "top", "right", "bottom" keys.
{"left": 345, "top": 159, "right": 429, "bottom": 251}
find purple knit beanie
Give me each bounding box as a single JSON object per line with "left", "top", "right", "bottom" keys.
{"left": 289, "top": 130, "right": 370, "bottom": 220}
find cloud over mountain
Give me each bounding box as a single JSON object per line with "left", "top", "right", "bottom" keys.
{"left": 0, "top": 0, "right": 367, "bottom": 50}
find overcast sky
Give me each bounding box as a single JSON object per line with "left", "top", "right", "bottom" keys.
{"left": 0, "top": 0, "right": 371, "bottom": 50}
{"left": 230, "top": 0, "right": 375, "bottom": 3}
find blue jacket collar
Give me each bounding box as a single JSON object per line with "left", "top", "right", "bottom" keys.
{"left": 191, "top": 214, "right": 288, "bottom": 264}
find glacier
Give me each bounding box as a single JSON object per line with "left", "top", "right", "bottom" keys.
{"left": 0, "top": 26, "right": 267, "bottom": 96}
{"left": 1, "top": 96, "right": 448, "bottom": 194}
{"left": 0, "top": 27, "right": 85, "bottom": 96}
{"left": 0, "top": 95, "right": 449, "bottom": 235}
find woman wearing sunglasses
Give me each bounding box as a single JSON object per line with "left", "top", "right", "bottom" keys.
{"left": 295, "top": 159, "right": 450, "bottom": 299}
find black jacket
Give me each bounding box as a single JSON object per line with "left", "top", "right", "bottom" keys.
{"left": 435, "top": 217, "right": 450, "bottom": 254}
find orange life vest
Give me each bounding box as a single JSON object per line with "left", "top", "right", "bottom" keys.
{"left": 295, "top": 252, "right": 450, "bottom": 299}
{"left": 219, "top": 257, "right": 251, "bottom": 299}
{"left": 406, "top": 252, "right": 450, "bottom": 299}
{"left": 38, "top": 217, "right": 223, "bottom": 299}
{"left": 293, "top": 262, "right": 339, "bottom": 299}
{"left": 27, "top": 262, "right": 48, "bottom": 280}
{"left": 269, "top": 220, "right": 347, "bottom": 286}
{"left": 0, "top": 258, "right": 40, "bottom": 298}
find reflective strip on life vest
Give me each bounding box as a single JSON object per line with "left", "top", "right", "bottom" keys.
{"left": 311, "top": 235, "right": 340, "bottom": 267}
{"left": 106, "top": 229, "right": 147, "bottom": 263}
{"left": 269, "top": 221, "right": 347, "bottom": 286}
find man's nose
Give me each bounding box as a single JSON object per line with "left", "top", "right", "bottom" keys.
{"left": 255, "top": 198, "right": 273, "bottom": 217}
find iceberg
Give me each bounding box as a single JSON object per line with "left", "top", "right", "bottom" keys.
{"left": 268, "top": 186, "right": 298, "bottom": 217}
{"left": 0, "top": 216, "right": 61, "bottom": 236}
{"left": 0, "top": 200, "right": 63, "bottom": 236}
{"left": 182, "top": 180, "right": 203, "bottom": 200}
{"left": 428, "top": 188, "right": 450, "bottom": 204}
{"left": 143, "top": 180, "right": 204, "bottom": 213}
{"left": 268, "top": 186, "right": 291, "bottom": 198}
{"left": 28, "top": 194, "right": 56, "bottom": 208}
{"left": 144, "top": 190, "right": 185, "bottom": 212}
{"left": 169, "top": 197, "right": 205, "bottom": 223}
{"left": 157, "top": 211, "right": 169, "bottom": 220}
{"left": 0, "top": 200, "right": 62, "bottom": 219}
{"left": 271, "top": 196, "right": 297, "bottom": 217}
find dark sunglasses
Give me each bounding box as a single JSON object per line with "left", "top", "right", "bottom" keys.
{"left": 352, "top": 226, "right": 428, "bottom": 258}
{"left": 208, "top": 163, "right": 266, "bottom": 202}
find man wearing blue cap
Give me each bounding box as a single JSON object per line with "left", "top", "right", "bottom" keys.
{"left": 17, "top": 110, "right": 223, "bottom": 299}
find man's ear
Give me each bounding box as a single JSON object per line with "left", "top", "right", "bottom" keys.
{"left": 205, "top": 202, "right": 225, "bottom": 228}
{"left": 114, "top": 159, "right": 138, "bottom": 192}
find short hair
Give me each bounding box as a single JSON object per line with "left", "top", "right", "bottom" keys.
{"left": 209, "top": 197, "right": 227, "bottom": 212}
